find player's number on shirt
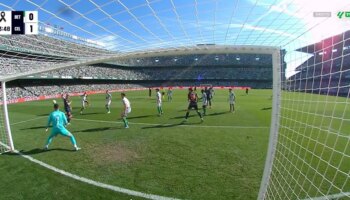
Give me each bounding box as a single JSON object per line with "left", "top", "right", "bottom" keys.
{"left": 56, "top": 116, "right": 60, "bottom": 126}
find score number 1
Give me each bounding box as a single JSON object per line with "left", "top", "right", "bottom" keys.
{"left": 24, "top": 11, "right": 38, "bottom": 35}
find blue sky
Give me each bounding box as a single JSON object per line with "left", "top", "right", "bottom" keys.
{"left": 0, "top": 0, "right": 350, "bottom": 76}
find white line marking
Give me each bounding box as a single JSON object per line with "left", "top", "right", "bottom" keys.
{"left": 0, "top": 141, "right": 181, "bottom": 200}
{"left": 74, "top": 118, "right": 270, "bottom": 129}
{"left": 301, "top": 192, "right": 350, "bottom": 200}
{"left": 10, "top": 116, "right": 46, "bottom": 125}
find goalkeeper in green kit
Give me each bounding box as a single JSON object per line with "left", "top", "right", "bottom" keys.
{"left": 44, "top": 104, "right": 80, "bottom": 151}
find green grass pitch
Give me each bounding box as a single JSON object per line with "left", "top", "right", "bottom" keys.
{"left": 0, "top": 89, "right": 273, "bottom": 200}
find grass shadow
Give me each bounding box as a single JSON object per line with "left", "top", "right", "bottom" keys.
{"left": 78, "top": 127, "right": 112, "bottom": 132}
{"left": 20, "top": 126, "right": 47, "bottom": 130}
{"left": 171, "top": 115, "right": 195, "bottom": 119}
{"left": 76, "top": 126, "right": 124, "bottom": 133}
{"left": 80, "top": 112, "right": 99, "bottom": 116}
{"left": 141, "top": 123, "right": 184, "bottom": 129}
{"left": 2, "top": 148, "right": 75, "bottom": 156}
{"left": 142, "top": 120, "right": 203, "bottom": 129}
{"left": 37, "top": 113, "right": 48, "bottom": 116}
{"left": 206, "top": 111, "right": 229, "bottom": 116}
{"left": 261, "top": 107, "right": 272, "bottom": 110}
{"left": 127, "top": 115, "right": 153, "bottom": 119}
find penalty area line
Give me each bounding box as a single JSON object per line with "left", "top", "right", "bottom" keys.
{"left": 0, "top": 141, "right": 181, "bottom": 200}
{"left": 74, "top": 118, "right": 269, "bottom": 129}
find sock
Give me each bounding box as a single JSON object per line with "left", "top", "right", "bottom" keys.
{"left": 185, "top": 111, "right": 189, "bottom": 119}
{"left": 122, "top": 117, "right": 128, "bottom": 127}
{"left": 197, "top": 111, "right": 203, "bottom": 118}
{"left": 45, "top": 134, "right": 55, "bottom": 147}
{"left": 69, "top": 135, "right": 77, "bottom": 146}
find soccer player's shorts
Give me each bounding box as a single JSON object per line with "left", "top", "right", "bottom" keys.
{"left": 123, "top": 107, "right": 131, "bottom": 116}
{"left": 188, "top": 102, "right": 199, "bottom": 110}
{"left": 230, "top": 101, "right": 235, "bottom": 105}
{"left": 65, "top": 107, "right": 71, "bottom": 113}
{"left": 51, "top": 127, "right": 71, "bottom": 137}
{"left": 157, "top": 102, "right": 162, "bottom": 107}
{"left": 106, "top": 100, "right": 111, "bottom": 106}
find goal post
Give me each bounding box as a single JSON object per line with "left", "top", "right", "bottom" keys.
{"left": 259, "top": 30, "right": 350, "bottom": 200}
{"left": 258, "top": 50, "right": 282, "bottom": 199}
{"left": 0, "top": 81, "right": 15, "bottom": 153}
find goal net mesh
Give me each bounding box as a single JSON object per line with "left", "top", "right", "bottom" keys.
{"left": 263, "top": 30, "right": 350, "bottom": 200}
{"left": 0, "top": 0, "right": 349, "bottom": 199}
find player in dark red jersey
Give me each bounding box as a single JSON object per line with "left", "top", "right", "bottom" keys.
{"left": 61, "top": 93, "right": 72, "bottom": 123}
{"left": 184, "top": 88, "right": 203, "bottom": 122}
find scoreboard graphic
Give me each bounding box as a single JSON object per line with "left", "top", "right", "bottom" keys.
{"left": 0, "top": 11, "right": 38, "bottom": 35}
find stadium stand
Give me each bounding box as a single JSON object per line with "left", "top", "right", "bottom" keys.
{"left": 287, "top": 30, "right": 350, "bottom": 96}
{"left": 0, "top": 35, "right": 113, "bottom": 57}
{"left": 1, "top": 35, "right": 274, "bottom": 101}
{"left": 112, "top": 53, "right": 272, "bottom": 67}
{"left": 0, "top": 83, "right": 144, "bottom": 100}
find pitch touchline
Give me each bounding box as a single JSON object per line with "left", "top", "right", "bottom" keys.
{"left": 0, "top": 141, "right": 181, "bottom": 200}
{"left": 74, "top": 118, "right": 270, "bottom": 129}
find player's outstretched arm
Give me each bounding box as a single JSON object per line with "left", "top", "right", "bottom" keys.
{"left": 46, "top": 114, "right": 52, "bottom": 132}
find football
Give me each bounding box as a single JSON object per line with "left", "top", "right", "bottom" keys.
{"left": 52, "top": 100, "right": 57, "bottom": 104}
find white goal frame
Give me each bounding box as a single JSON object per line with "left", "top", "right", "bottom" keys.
{"left": 0, "top": 45, "right": 282, "bottom": 199}
{"left": 1, "top": 81, "right": 15, "bottom": 152}
{"left": 257, "top": 50, "right": 281, "bottom": 200}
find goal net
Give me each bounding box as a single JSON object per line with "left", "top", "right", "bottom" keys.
{"left": 259, "top": 30, "right": 350, "bottom": 199}
{"left": 0, "top": 1, "right": 350, "bottom": 199}
{"left": 0, "top": 82, "right": 14, "bottom": 154}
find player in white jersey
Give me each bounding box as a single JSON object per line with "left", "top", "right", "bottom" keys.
{"left": 201, "top": 89, "right": 208, "bottom": 115}
{"left": 121, "top": 93, "right": 131, "bottom": 128}
{"left": 167, "top": 88, "right": 173, "bottom": 102}
{"left": 156, "top": 88, "right": 163, "bottom": 116}
{"left": 105, "top": 90, "right": 112, "bottom": 114}
{"left": 80, "top": 92, "right": 89, "bottom": 114}
{"left": 228, "top": 88, "right": 236, "bottom": 112}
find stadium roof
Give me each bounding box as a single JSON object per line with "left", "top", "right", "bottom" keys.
{"left": 0, "top": 0, "right": 350, "bottom": 79}
{"left": 295, "top": 30, "right": 350, "bottom": 54}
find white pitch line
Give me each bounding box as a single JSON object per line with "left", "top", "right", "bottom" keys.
{"left": 0, "top": 141, "right": 181, "bottom": 200}
{"left": 74, "top": 118, "right": 270, "bottom": 129}
{"left": 301, "top": 192, "right": 350, "bottom": 200}
{"left": 10, "top": 116, "right": 47, "bottom": 125}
